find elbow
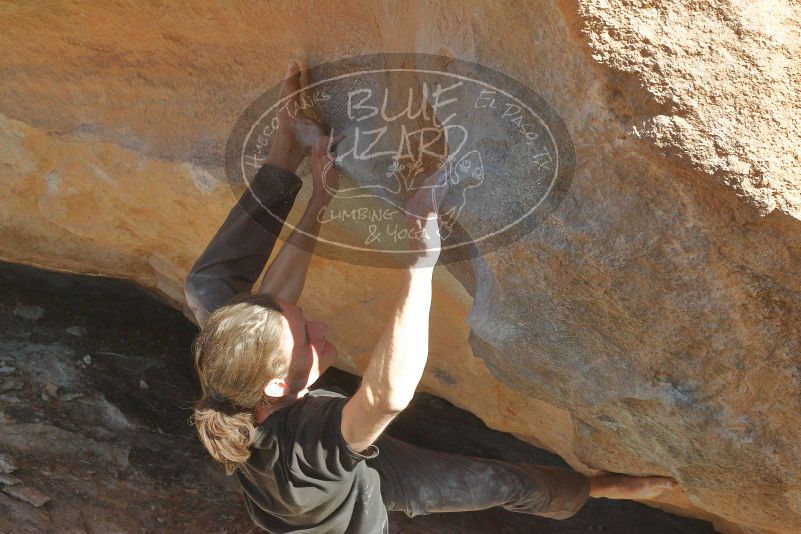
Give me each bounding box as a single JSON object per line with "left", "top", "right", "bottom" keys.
{"left": 184, "top": 272, "right": 214, "bottom": 327}
{"left": 375, "top": 393, "right": 412, "bottom": 415}
{"left": 184, "top": 270, "right": 203, "bottom": 302}
{"left": 184, "top": 274, "right": 204, "bottom": 310}
{"left": 357, "top": 387, "right": 412, "bottom": 416}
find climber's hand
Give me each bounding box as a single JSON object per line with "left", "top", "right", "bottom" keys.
{"left": 402, "top": 163, "right": 451, "bottom": 268}
{"left": 266, "top": 61, "right": 324, "bottom": 173}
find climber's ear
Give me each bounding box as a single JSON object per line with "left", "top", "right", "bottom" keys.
{"left": 264, "top": 378, "right": 290, "bottom": 398}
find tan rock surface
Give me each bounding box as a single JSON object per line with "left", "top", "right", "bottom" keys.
{"left": 0, "top": 2, "right": 799, "bottom": 532}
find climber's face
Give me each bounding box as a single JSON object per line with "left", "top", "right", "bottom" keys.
{"left": 266, "top": 298, "right": 337, "bottom": 397}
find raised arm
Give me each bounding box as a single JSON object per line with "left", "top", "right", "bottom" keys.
{"left": 340, "top": 165, "right": 450, "bottom": 453}
{"left": 340, "top": 267, "right": 435, "bottom": 452}
{"left": 184, "top": 61, "right": 330, "bottom": 325}
{"left": 183, "top": 162, "right": 303, "bottom": 327}
{"left": 257, "top": 135, "right": 343, "bottom": 304}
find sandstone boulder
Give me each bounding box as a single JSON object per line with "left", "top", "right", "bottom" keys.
{"left": 0, "top": 2, "right": 799, "bottom": 532}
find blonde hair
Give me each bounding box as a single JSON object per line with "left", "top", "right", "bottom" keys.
{"left": 191, "top": 293, "right": 290, "bottom": 475}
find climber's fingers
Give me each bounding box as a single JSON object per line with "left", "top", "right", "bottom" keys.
{"left": 279, "top": 61, "right": 302, "bottom": 102}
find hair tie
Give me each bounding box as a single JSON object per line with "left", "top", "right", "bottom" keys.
{"left": 208, "top": 391, "right": 246, "bottom": 413}
{"left": 210, "top": 392, "right": 230, "bottom": 404}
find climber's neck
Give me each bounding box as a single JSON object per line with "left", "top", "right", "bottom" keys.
{"left": 253, "top": 388, "right": 309, "bottom": 425}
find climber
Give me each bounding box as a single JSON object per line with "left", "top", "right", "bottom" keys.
{"left": 184, "top": 61, "right": 678, "bottom": 533}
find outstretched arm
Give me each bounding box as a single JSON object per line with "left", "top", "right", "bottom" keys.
{"left": 183, "top": 160, "right": 303, "bottom": 327}
{"left": 340, "top": 165, "right": 450, "bottom": 453}
{"left": 340, "top": 266, "right": 434, "bottom": 453}
{"left": 184, "top": 61, "right": 330, "bottom": 325}
{"left": 257, "top": 135, "right": 342, "bottom": 304}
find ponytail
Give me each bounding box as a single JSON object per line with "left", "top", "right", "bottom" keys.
{"left": 189, "top": 292, "right": 290, "bottom": 475}
{"left": 192, "top": 393, "right": 258, "bottom": 475}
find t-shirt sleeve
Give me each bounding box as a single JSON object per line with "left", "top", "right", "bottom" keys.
{"left": 290, "top": 395, "right": 379, "bottom": 477}
{"left": 183, "top": 163, "right": 303, "bottom": 325}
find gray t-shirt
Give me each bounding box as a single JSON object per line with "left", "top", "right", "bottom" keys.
{"left": 235, "top": 388, "right": 388, "bottom": 533}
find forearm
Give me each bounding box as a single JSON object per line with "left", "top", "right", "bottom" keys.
{"left": 265, "top": 131, "right": 305, "bottom": 175}
{"left": 360, "top": 267, "right": 434, "bottom": 411}
{"left": 257, "top": 198, "right": 326, "bottom": 303}
{"left": 340, "top": 165, "right": 443, "bottom": 452}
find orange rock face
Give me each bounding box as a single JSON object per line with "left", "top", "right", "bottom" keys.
{"left": 1, "top": 2, "right": 800, "bottom": 533}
